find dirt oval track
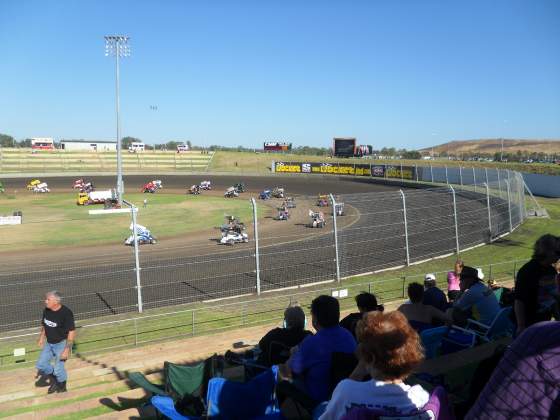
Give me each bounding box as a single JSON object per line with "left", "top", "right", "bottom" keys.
{"left": 0, "top": 174, "right": 504, "bottom": 331}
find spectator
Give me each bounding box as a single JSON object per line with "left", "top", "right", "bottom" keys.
{"left": 279, "top": 295, "right": 356, "bottom": 405}
{"left": 256, "top": 305, "right": 312, "bottom": 367}
{"left": 465, "top": 321, "right": 560, "bottom": 419}
{"left": 422, "top": 273, "right": 448, "bottom": 312}
{"left": 447, "top": 259, "right": 463, "bottom": 301}
{"left": 398, "top": 283, "right": 451, "bottom": 332}
{"left": 35, "top": 291, "right": 76, "bottom": 394}
{"left": 340, "top": 293, "right": 384, "bottom": 338}
{"left": 514, "top": 234, "right": 560, "bottom": 334}
{"left": 318, "top": 311, "right": 429, "bottom": 420}
{"left": 449, "top": 266, "right": 500, "bottom": 326}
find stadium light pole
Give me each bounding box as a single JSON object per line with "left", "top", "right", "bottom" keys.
{"left": 105, "top": 35, "right": 131, "bottom": 205}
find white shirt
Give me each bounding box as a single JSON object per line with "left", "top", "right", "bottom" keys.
{"left": 319, "top": 379, "right": 430, "bottom": 420}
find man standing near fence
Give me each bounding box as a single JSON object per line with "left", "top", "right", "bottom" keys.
{"left": 35, "top": 291, "right": 76, "bottom": 394}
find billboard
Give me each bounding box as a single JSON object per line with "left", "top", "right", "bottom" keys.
{"left": 274, "top": 161, "right": 371, "bottom": 176}
{"left": 333, "top": 138, "right": 356, "bottom": 157}
{"left": 264, "top": 142, "right": 292, "bottom": 152}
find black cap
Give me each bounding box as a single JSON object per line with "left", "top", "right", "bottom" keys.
{"left": 460, "top": 266, "right": 480, "bottom": 281}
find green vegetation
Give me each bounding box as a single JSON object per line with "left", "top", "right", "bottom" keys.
{"left": 0, "top": 193, "right": 261, "bottom": 250}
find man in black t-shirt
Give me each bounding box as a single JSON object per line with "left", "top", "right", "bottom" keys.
{"left": 35, "top": 291, "right": 76, "bottom": 394}
{"left": 515, "top": 234, "right": 560, "bottom": 335}
{"left": 340, "top": 292, "right": 384, "bottom": 338}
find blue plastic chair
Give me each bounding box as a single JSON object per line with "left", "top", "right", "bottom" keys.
{"left": 420, "top": 326, "right": 449, "bottom": 359}
{"left": 465, "top": 307, "right": 514, "bottom": 341}
{"left": 206, "top": 365, "right": 280, "bottom": 420}
{"left": 151, "top": 395, "right": 197, "bottom": 420}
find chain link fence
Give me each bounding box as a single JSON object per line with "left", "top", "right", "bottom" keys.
{"left": 0, "top": 166, "right": 530, "bottom": 332}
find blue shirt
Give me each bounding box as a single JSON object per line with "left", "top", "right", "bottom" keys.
{"left": 454, "top": 282, "right": 500, "bottom": 325}
{"left": 423, "top": 286, "right": 449, "bottom": 312}
{"left": 289, "top": 325, "right": 356, "bottom": 402}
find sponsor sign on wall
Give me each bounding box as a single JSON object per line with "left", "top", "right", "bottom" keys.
{"left": 385, "top": 165, "right": 416, "bottom": 180}
{"left": 274, "top": 162, "right": 372, "bottom": 176}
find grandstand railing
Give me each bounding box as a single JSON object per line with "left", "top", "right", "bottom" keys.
{"left": 0, "top": 257, "right": 524, "bottom": 367}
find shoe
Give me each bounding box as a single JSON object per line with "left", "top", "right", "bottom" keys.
{"left": 48, "top": 379, "right": 67, "bottom": 394}
{"left": 35, "top": 374, "right": 54, "bottom": 388}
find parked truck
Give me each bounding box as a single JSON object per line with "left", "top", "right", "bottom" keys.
{"left": 77, "top": 190, "right": 116, "bottom": 206}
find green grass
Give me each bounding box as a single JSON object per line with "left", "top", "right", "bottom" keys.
{"left": 0, "top": 193, "right": 263, "bottom": 250}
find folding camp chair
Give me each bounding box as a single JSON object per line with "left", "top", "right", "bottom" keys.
{"left": 206, "top": 365, "right": 280, "bottom": 419}
{"left": 420, "top": 326, "right": 449, "bottom": 359}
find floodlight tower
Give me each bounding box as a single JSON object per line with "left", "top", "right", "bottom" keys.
{"left": 105, "top": 35, "right": 131, "bottom": 204}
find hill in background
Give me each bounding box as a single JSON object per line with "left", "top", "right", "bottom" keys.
{"left": 421, "top": 139, "right": 560, "bottom": 155}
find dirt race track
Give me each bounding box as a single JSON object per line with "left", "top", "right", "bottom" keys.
{"left": 0, "top": 175, "right": 508, "bottom": 331}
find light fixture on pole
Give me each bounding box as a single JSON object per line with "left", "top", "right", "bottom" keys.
{"left": 105, "top": 35, "right": 131, "bottom": 205}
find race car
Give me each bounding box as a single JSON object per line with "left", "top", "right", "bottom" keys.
{"left": 27, "top": 179, "right": 41, "bottom": 190}
{"left": 309, "top": 210, "right": 326, "bottom": 228}
{"left": 276, "top": 207, "right": 290, "bottom": 221}
{"left": 31, "top": 182, "right": 50, "bottom": 193}
{"left": 142, "top": 180, "right": 162, "bottom": 193}
{"left": 125, "top": 223, "right": 157, "bottom": 245}
{"left": 259, "top": 189, "right": 272, "bottom": 200}
{"left": 233, "top": 183, "right": 246, "bottom": 193}
{"left": 73, "top": 179, "right": 94, "bottom": 193}
{"left": 317, "top": 194, "right": 329, "bottom": 207}
{"left": 218, "top": 216, "right": 249, "bottom": 245}
{"left": 272, "top": 187, "right": 285, "bottom": 198}
{"left": 224, "top": 187, "right": 239, "bottom": 198}
{"left": 283, "top": 197, "right": 296, "bottom": 208}
{"left": 333, "top": 202, "right": 345, "bottom": 217}
{"left": 188, "top": 185, "right": 201, "bottom": 195}
{"left": 199, "top": 180, "right": 212, "bottom": 190}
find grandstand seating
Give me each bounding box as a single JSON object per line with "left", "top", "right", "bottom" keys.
{"left": 0, "top": 148, "right": 214, "bottom": 173}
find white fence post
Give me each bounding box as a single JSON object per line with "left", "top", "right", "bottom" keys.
{"left": 484, "top": 182, "right": 492, "bottom": 241}
{"left": 329, "top": 194, "right": 341, "bottom": 283}
{"left": 399, "top": 190, "right": 410, "bottom": 266}
{"left": 430, "top": 164, "right": 434, "bottom": 183}
{"left": 484, "top": 167, "right": 488, "bottom": 185}
{"left": 459, "top": 166, "right": 463, "bottom": 186}
{"left": 449, "top": 186, "right": 460, "bottom": 255}
{"left": 505, "top": 180, "right": 513, "bottom": 232}
{"left": 415, "top": 165, "right": 418, "bottom": 182}
{"left": 445, "top": 166, "right": 449, "bottom": 184}
{"left": 472, "top": 167, "right": 476, "bottom": 192}
{"left": 400, "top": 162, "right": 404, "bottom": 182}
{"left": 251, "top": 198, "right": 261, "bottom": 295}
{"left": 123, "top": 200, "right": 143, "bottom": 313}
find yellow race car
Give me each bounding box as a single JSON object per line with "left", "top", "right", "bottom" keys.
{"left": 27, "top": 179, "right": 41, "bottom": 190}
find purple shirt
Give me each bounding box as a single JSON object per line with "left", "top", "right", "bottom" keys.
{"left": 290, "top": 325, "right": 356, "bottom": 402}
{"left": 466, "top": 321, "right": 560, "bottom": 419}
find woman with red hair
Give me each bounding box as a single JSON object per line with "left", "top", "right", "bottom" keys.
{"left": 318, "top": 311, "right": 429, "bottom": 420}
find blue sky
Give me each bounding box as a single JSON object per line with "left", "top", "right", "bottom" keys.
{"left": 1, "top": 0, "right": 559, "bottom": 149}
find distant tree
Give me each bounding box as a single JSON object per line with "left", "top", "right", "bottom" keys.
{"left": 18, "top": 138, "right": 32, "bottom": 148}
{"left": 0, "top": 133, "right": 15, "bottom": 147}
{"left": 186, "top": 140, "right": 192, "bottom": 149}
{"left": 121, "top": 137, "right": 141, "bottom": 149}
{"left": 166, "top": 141, "right": 180, "bottom": 150}
{"left": 402, "top": 150, "right": 421, "bottom": 159}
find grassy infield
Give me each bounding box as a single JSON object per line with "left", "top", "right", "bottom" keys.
{"left": 0, "top": 152, "right": 558, "bottom": 418}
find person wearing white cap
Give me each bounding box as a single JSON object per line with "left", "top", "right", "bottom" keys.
{"left": 423, "top": 273, "right": 449, "bottom": 312}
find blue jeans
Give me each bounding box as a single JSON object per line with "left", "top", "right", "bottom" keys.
{"left": 36, "top": 340, "right": 67, "bottom": 382}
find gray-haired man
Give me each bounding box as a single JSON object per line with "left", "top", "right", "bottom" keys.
{"left": 35, "top": 291, "right": 76, "bottom": 393}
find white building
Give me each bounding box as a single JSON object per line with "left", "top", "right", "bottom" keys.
{"left": 60, "top": 140, "right": 117, "bottom": 152}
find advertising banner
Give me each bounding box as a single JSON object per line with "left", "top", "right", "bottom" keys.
{"left": 275, "top": 162, "right": 372, "bottom": 176}
{"left": 385, "top": 165, "right": 416, "bottom": 180}
{"left": 371, "top": 165, "right": 386, "bottom": 178}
